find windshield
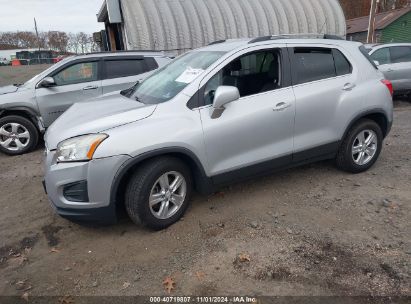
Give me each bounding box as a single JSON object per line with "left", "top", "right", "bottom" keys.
{"left": 129, "top": 51, "right": 226, "bottom": 104}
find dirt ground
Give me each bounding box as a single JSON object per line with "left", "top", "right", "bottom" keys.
{"left": 0, "top": 65, "right": 410, "bottom": 299}
{"left": 0, "top": 65, "right": 52, "bottom": 86}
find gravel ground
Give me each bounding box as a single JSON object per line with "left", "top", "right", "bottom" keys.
{"left": 0, "top": 65, "right": 410, "bottom": 298}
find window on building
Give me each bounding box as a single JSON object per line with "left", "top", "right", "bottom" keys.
{"left": 53, "top": 62, "right": 98, "bottom": 86}
{"left": 203, "top": 50, "right": 282, "bottom": 105}
{"left": 390, "top": 46, "right": 411, "bottom": 64}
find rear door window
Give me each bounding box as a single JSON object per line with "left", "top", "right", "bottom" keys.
{"left": 390, "top": 46, "right": 411, "bottom": 63}
{"left": 370, "top": 48, "right": 391, "bottom": 65}
{"left": 293, "top": 48, "right": 336, "bottom": 84}
{"left": 104, "top": 58, "right": 155, "bottom": 79}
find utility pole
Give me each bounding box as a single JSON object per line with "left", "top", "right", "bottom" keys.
{"left": 367, "top": 0, "right": 379, "bottom": 43}
{"left": 34, "top": 18, "right": 41, "bottom": 65}
{"left": 34, "top": 18, "right": 40, "bottom": 51}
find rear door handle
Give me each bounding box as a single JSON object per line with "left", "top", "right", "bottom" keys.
{"left": 83, "top": 86, "right": 98, "bottom": 91}
{"left": 273, "top": 102, "right": 291, "bottom": 111}
{"left": 343, "top": 83, "right": 356, "bottom": 91}
{"left": 387, "top": 68, "right": 395, "bottom": 72}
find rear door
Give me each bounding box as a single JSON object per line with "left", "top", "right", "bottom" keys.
{"left": 101, "top": 56, "right": 159, "bottom": 94}
{"left": 289, "top": 45, "right": 354, "bottom": 161}
{"left": 35, "top": 59, "right": 102, "bottom": 127}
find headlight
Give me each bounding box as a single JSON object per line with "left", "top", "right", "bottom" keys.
{"left": 56, "top": 134, "right": 108, "bottom": 162}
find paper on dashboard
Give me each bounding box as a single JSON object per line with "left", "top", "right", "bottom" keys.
{"left": 175, "top": 67, "right": 204, "bottom": 84}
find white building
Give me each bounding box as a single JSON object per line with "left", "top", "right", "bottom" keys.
{"left": 97, "top": 0, "right": 346, "bottom": 54}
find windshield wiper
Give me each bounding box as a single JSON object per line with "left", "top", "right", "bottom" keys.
{"left": 135, "top": 95, "right": 143, "bottom": 103}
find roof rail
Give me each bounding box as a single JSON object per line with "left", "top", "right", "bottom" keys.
{"left": 248, "top": 33, "right": 344, "bottom": 44}
{"left": 208, "top": 40, "right": 226, "bottom": 46}
{"left": 84, "top": 50, "right": 168, "bottom": 55}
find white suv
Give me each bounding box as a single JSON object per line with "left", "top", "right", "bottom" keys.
{"left": 44, "top": 36, "right": 394, "bottom": 229}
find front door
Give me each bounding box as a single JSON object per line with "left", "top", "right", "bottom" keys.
{"left": 36, "top": 60, "right": 102, "bottom": 127}
{"left": 198, "top": 48, "right": 295, "bottom": 181}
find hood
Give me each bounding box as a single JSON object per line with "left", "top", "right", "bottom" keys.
{"left": 45, "top": 93, "right": 156, "bottom": 149}
{"left": 0, "top": 85, "right": 19, "bottom": 95}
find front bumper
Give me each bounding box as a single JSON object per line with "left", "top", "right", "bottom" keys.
{"left": 43, "top": 150, "right": 131, "bottom": 224}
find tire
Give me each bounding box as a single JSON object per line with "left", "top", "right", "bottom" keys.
{"left": 336, "top": 119, "right": 383, "bottom": 173}
{"left": 125, "top": 157, "right": 193, "bottom": 230}
{"left": 0, "top": 115, "right": 39, "bottom": 156}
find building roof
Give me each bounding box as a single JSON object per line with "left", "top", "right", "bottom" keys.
{"left": 97, "top": 0, "right": 122, "bottom": 23}
{"left": 347, "top": 6, "right": 411, "bottom": 34}
{"left": 98, "top": 0, "right": 346, "bottom": 53}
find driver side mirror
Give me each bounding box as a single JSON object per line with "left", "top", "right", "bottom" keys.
{"left": 38, "top": 77, "right": 56, "bottom": 88}
{"left": 211, "top": 86, "right": 240, "bottom": 119}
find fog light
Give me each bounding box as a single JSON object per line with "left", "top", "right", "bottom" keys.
{"left": 63, "top": 181, "right": 89, "bottom": 202}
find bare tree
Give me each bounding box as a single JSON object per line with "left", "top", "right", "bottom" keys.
{"left": 47, "top": 31, "right": 69, "bottom": 53}
{"left": 77, "top": 32, "right": 89, "bottom": 54}
{"left": 1, "top": 30, "right": 98, "bottom": 53}
{"left": 340, "top": 0, "right": 410, "bottom": 19}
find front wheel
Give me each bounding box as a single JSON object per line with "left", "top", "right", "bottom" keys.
{"left": 125, "top": 157, "right": 192, "bottom": 230}
{"left": 336, "top": 119, "right": 383, "bottom": 173}
{"left": 0, "top": 115, "right": 39, "bottom": 156}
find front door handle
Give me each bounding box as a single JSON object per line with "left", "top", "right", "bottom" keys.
{"left": 273, "top": 102, "right": 291, "bottom": 111}
{"left": 343, "top": 83, "right": 356, "bottom": 91}
{"left": 83, "top": 86, "right": 98, "bottom": 91}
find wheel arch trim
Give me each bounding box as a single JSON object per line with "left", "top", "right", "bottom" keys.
{"left": 341, "top": 108, "right": 391, "bottom": 142}
{"left": 0, "top": 107, "right": 44, "bottom": 132}
{"left": 109, "top": 147, "right": 212, "bottom": 210}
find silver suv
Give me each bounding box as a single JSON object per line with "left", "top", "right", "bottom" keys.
{"left": 0, "top": 52, "right": 171, "bottom": 155}
{"left": 368, "top": 43, "right": 411, "bottom": 97}
{"left": 44, "top": 37, "right": 394, "bottom": 230}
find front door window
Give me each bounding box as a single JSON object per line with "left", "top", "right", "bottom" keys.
{"left": 53, "top": 62, "right": 98, "bottom": 86}
{"left": 204, "top": 50, "right": 282, "bottom": 105}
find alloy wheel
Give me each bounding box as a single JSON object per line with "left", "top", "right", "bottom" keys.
{"left": 0, "top": 123, "right": 31, "bottom": 152}
{"left": 149, "top": 171, "right": 187, "bottom": 220}
{"left": 351, "top": 129, "right": 378, "bottom": 166}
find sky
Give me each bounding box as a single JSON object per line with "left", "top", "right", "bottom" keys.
{"left": 0, "top": 0, "right": 105, "bottom": 34}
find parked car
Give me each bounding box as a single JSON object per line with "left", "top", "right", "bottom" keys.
{"left": 0, "top": 52, "right": 172, "bottom": 155}
{"left": 368, "top": 43, "right": 411, "bottom": 97}
{"left": 43, "top": 37, "right": 393, "bottom": 230}
{"left": 0, "top": 57, "right": 10, "bottom": 66}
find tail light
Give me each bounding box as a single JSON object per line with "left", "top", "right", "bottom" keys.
{"left": 381, "top": 80, "right": 393, "bottom": 97}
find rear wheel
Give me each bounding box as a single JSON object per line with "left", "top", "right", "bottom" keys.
{"left": 0, "top": 115, "right": 39, "bottom": 155}
{"left": 125, "top": 157, "right": 192, "bottom": 230}
{"left": 336, "top": 119, "right": 383, "bottom": 173}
